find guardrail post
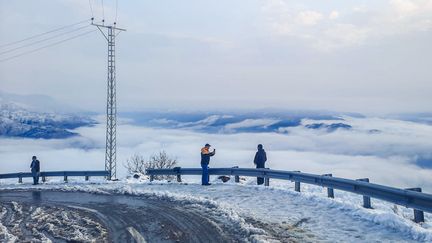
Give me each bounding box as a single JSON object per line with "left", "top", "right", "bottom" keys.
{"left": 173, "top": 167, "right": 182, "bottom": 182}
{"left": 406, "top": 188, "right": 425, "bottom": 223}
{"left": 323, "top": 174, "right": 334, "bottom": 198}
{"left": 292, "top": 171, "right": 301, "bottom": 192}
{"left": 150, "top": 174, "right": 154, "bottom": 182}
{"left": 264, "top": 177, "right": 270, "bottom": 186}
{"left": 357, "top": 178, "right": 372, "bottom": 209}
{"left": 295, "top": 181, "right": 301, "bottom": 192}
{"left": 85, "top": 176, "right": 89, "bottom": 181}
{"left": 64, "top": 175, "right": 68, "bottom": 182}
{"left": 232, "top": 166, "right": 240, "bottom": 183}
{"left": 264, "top": 168, "right": 270, "bottom": 186}
{"left": 18, "top": 174, "right": 22, "bottom": 183}
{"left": 42, "top": 176, "right": 46, "bottom": 182}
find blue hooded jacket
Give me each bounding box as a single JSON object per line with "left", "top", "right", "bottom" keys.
{"left": 30, "top": 159, "right": 40, "bottom": 173}
{"left": 254, "top": 145, "right": 267, "bottom": 168}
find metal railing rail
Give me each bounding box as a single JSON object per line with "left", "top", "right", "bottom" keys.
{"left": 146, "top": 167, "right": 432, "bottom": 223}
{"left": 0, "top": 170, "right": 110, "bottom": 183}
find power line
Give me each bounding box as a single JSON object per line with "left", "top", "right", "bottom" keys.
{"left": 115, "top": 0, "right": 118, "bottom": 23}
{"left": 101, "top": 0, "right": 105, "bottom": 21}
{"left": 0, "top": 19, "right": 91, "bottom": 49}
{"left": 0, "top": 25, "right": 91, "bottom": 56}
{"left": 0, "top": 30, "right": 96, "bottom": 63}
{"left": 88, "top": 0, "right": 94, "bottom": 18}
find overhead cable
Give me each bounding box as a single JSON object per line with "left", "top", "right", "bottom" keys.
{"left": 0, "top": 30, "right": 96, "bottom": 63}
{"left": 115, "top": 0, "right": 118, "bottom": 23}
{"left": 101, "top": 0, "right": 105, "bottom": 21}
{"left": 88, "top": 0, "right": 94, "bottom": 18}
{"left": 0, "top": 19, "right": 90, "bottom": 49}
{"left": 0, "top": 25, "right": 91, "bottom": 56}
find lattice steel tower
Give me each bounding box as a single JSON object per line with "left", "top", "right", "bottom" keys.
{"left": 93, "top": 20, "right": 125, "bottom": 180}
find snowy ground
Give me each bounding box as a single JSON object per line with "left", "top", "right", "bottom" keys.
{"left": 1, "top": 176, "right": 432, "bottom": 242}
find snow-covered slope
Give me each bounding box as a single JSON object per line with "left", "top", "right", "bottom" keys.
{"left": 1, "top": 178, "right": 431, "bottom": 242}
{"left": 0, "top": 98, "right": 95, "bottom": 139}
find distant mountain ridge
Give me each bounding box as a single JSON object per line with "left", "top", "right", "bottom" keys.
{"left": 120, "top": 111, "right": 355, "bottom": 134}
{"left": 0, "top": 92, "right": 96, "bottom": 139}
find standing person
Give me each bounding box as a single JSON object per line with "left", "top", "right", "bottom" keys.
{"left": 254, "top": 144, "right": 267, "bottom": 185}
{"left": 201, "top": 143, "right": 215, "bottom": 186}
{"left": 30, "top": 156, "right": 41, "bottom": 185}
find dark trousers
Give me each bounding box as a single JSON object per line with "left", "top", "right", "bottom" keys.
{"left": 32, "top": 171, "right": 39, "bottom": 185}
{"left": 201, "top": 163, "right": 209, "bottom": 185}
{"left": 257, "top": 177, "right": 264, "bottom": 185}
{"left": 256, "top": 165, "right": 264, "bottom": 185}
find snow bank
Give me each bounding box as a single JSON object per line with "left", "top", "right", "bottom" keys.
{"left": 1, "top": 177, "right": 432, "bottom": 242}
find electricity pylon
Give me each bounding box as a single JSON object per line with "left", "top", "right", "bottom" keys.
{"left": 92, "top": 19, "right": 126, "bottom": 180}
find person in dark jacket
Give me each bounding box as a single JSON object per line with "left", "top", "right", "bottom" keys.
{"left": 30, "top": 156, "right": 40, "bottom": 185}
{"left": 254, "top": 144, "right": 267, "bottom": 185}
{"left": 201, "top": 144, "right": 215, "bottom": 185}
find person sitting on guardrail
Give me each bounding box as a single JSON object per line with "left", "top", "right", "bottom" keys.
{"left": 30, "top": 156, "right": 41, "bottom": 185}
{"left": 201, "top": 143, "right": 216, "bottom": 186}
{"left": 254, "top": 144, "right": 267, "bottom": 185}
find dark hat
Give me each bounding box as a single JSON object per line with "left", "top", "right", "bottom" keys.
{"left": 32, "top": 156, "right": 37, "bottom": 159}
{"left": 205, "top": 143, "right": 211, "bottom": 147}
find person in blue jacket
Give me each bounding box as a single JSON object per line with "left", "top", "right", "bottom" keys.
{"left": 254, "top": 144, "right": 267, "bottom": 185}
{"left": 30, "top": 156, "right": 40, "bottom": 185}
{"left": 201, "top": 144, "right": 215, "bottom": 185}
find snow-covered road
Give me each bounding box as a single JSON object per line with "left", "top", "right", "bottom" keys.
{"left": 1, "top": 177, "right": 432, "bottom": 242}
{"left": 0, "top": 190, "right": 242, "bottom": 242}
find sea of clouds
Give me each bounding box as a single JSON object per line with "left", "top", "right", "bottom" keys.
{"left": 1, "top": 114, "right": 431, "bottom": 192}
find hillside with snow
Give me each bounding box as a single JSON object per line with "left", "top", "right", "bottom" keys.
{"left": 0, "top": 92, "right": 95, "bottom": 139}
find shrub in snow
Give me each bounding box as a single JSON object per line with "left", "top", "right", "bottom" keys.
{"left": 124, "top": 151, "right": 178, "bottom": 181}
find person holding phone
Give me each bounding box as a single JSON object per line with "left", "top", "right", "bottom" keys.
{"left": 200, "top": 143, "right": 216, "bottom": 185}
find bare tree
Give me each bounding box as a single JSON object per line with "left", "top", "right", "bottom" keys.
{"left": 147, "top": 151, "right": 178, "bottom": 180}
{"left": 124, "top": 151, "right": 178, "bottom": 180}
{"left": 124, "top": 154, "right": 146, "bottom": 175}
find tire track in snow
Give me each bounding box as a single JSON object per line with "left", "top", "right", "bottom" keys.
{"left": 0, "top": 190, "right": 244, "bottom": 242}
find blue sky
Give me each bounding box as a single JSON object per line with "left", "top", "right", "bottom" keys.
{"left": 0, "top": 0, "right": 431, "bottom": 114}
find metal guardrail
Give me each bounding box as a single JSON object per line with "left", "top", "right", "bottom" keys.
{"left": 146, "top": 167, "right": 432, "bottom": 223}
{"left": 0, "top": 170, "right": 110, "bottom": 183}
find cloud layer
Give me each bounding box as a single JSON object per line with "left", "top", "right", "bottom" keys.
{"left": 1, "top": 115, "right": 431, "bottom": 193}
